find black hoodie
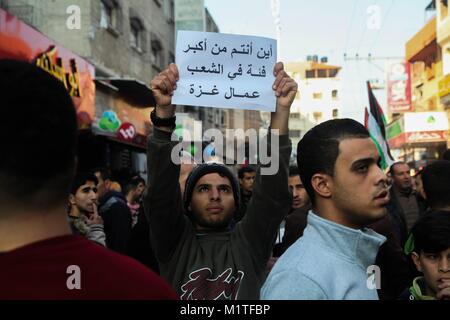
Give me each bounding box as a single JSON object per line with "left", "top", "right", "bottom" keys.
{"left": 144, "top": 128, "right": 292, "bottom": 300}
{"left": 98, "top": 190, "right": 132, "bottom": 254}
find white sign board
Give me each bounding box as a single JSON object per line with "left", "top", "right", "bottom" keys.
{"left": 172, "top": 31, "right": 277, "bottom": 112}
{"left": 404, "top": 112, "right": 449, "bottom": 132}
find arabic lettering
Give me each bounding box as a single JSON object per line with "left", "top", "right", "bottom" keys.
{"left": 224, "top": 87, "right": 260, "bottom": 100}
{"left": 183, "top": 39, "right": 207, "bottom": 53}
{"left": 187, "top": 63, "right": 224, "bottom": 75}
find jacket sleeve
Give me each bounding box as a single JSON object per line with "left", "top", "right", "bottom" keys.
{"left": 144, "top": 127, "right": 188, "bottom": 263}
{"left": 234, "top": 133, "right": 292, "bottom": 266}
{"left": 87, "top": 224, "right": 107, "bottom": 247}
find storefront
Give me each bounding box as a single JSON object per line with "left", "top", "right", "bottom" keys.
{"left": 0, "top": 8, "right": 155, "bottom": 181}
{"left": 387, "top": 112, "right": 449, "bottom": 168}
{"left": 0, "top": 8, "right": 96, "bottom": 128}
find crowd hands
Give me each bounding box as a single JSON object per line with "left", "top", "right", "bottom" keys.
{"left": 0, "top": 59, "right": 449, "bottom": 301}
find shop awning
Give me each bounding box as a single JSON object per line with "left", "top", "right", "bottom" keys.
{"left": 95, "top": 78, "right": 156, "bottom": 107}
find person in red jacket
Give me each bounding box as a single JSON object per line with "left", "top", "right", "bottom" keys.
{"left": 0, "top": 59, "right": 178, "bottom": 300}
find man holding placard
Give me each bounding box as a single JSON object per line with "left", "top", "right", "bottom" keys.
{"left": 143, "top": 31, "right": 297, "bottom": 300}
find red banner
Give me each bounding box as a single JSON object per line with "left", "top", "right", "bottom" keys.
{"left": 387, "top": 62, "right": 412, "bottom": 113}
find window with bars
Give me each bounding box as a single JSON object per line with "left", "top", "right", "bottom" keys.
{"left": 100, "top": 0, "right": 120, "bottom": 32}
{"left": 151, "top": 34, "right": 164, "bottom": 71}
{"left": 130, "top": 17, "right": 145, "bottom": 53}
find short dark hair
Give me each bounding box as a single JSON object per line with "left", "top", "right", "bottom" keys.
{"left": 0, "top": 59, "right": 77, "bottom": 209}
{"left": 289, "top": 165, "right": 300, "bottom": 177}
{"left": 91, "top": 167, "right": 111, "bottom": 181}
{"left": 123, "top": 176, "right": 145, "bottom": 196}
{"left": 70, "top": 172, "right": 98, "bottom": 195}
{"left": 389, "top": 161, "right": 407, "bottom": 175}
{"left": 238, "top": 166, "right": 256, "bottom": 179}
{"left": 442, "top": 149, "right": 450, "bottom": 161}
{"left": 297, "top": 119, "right": 370, "bottom": 204}
{"left": 411, "top": 210, "right": 450, "bottom": 254}
{"left": 422, "top": 161, "right": 450, "bottom": 209}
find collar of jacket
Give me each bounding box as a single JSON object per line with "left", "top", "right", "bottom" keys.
{"left": 410, "top": 277, "right": 436, "bottom": 300}
{"left": 307, "top": 211, "right": 386, "bottom": 269}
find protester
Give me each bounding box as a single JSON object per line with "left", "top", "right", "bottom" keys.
{"left": 261, "top": 119, "right": 388, "bottom": 300}
{"left": 68, "top": 172, "right": 106, "bottom": 246}
{"left": 93, "top": 167, "right": 132, "bottom": 253}
{"left": 235, "top": 166, "right": 256, "bottom": 222}
{"left": 387, "top": 162, "right": 424, "bottom": 247}
{"left": 421, "top": 160, "right": 450, "bottom": 211}
{"left": 400, "top": 211, "right": 450, "bottom": 300}
{"left": 274, "top": 165, "right": 311, "bottom": 257}
{"left": 0, "top": 59, "right": 177, "bottom": 299}
{"left": 145, "top": 62, "right": 297, "bottom": 299}
{"left": 124, "top": 176, "right": 146, "bottom": 227}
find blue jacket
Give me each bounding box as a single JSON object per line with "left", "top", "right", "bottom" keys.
{"left": 261, "top": 211, "right": 386, "bottom": 300}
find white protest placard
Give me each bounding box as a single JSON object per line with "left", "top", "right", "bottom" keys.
{"left": 172, "top": 31, "right": 277, "bottom": 112}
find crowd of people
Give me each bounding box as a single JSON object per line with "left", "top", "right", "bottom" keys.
{"left": 0, "top": 59, "right": 449, "bottom": 300}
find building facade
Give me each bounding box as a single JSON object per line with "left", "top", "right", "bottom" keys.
{"left": 285, "top": 59, "right": 342, "bottom": 150}
{"left": 437, "top": 0, "right": 450, "bottom": 148}
{"left": 1, "top": 0, "right": 176, "bottom": 180}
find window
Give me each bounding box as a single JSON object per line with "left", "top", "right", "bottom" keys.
{"left": 318, "top": 69, "right": 327, "bottom": 78}
{"left": 151, "top": 34, "right": 164, "bottom": 71}
{"left": 313, "top": 112, "right": 322, "bottom": 123}
{"left": 332, "top": 109, "right": 339, "bottom": 118}
{"left": 306, "top": 70, "right": 315, "bottom": 78}
{"left": 329, "top": 68, "right": 339, "bottom": 78}
{"left": 313, "top": 92, "right": 322, "bottom": 99}
{"left": 130, "top": 17, "right": 145, "bottom": 52}
{"left": 100, "top": 0, "right": 119, "bottom": 30}
{"left": 332, "top": 90, "right": 338, "bottom": 99}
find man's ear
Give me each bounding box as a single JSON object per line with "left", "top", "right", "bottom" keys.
{"left": 105, "top": 179, "right": 112, "bottom": 191}
{"left": 311, "top": 173, "right": 332, "bottom": 199}
{"left": 411, "top": 252, "right": 423, "bottom": 273}
{"left": 69, "top": 194, "right": 76, "bottom": 206}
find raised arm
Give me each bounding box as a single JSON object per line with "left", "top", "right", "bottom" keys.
{"left": 236, "top": 62, "right": 297, "bottom": 264}
{"left": 144, "top": 64, "right": 188, "bottom": 263}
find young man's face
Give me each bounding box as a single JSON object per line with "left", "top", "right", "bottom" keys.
{"left": 392, "top": 163, "right": 412, "bottom": 191}
{"left": 70, "top": 180, "right": 98, "bottom": 215}
{"left": 135, "top": 182, "right": 145, "bottom": 199}
{"left": 329, "top": 138, "right": 389, "bottom": 227}
{"left": 412, "top": 248, "right": 450, "bottom": 298}
{"left": 239, "top": 171, "right": 256, "bottom": 193}
{"left": 288, "top": 174, "right": 309, "bottom": 209}
{"left": 189, "top": 173, "right": 235, "bottom": 230}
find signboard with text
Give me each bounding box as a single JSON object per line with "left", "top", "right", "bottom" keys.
{"left": 387, "top": 61, "right": 412, "bottom": 113}
{"left": 172, "top": 31, "right": 277, "bottom": 112}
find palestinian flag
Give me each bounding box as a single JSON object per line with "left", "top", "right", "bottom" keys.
{"left": 364, "top": 81, "right": 395, "bottom": 170}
